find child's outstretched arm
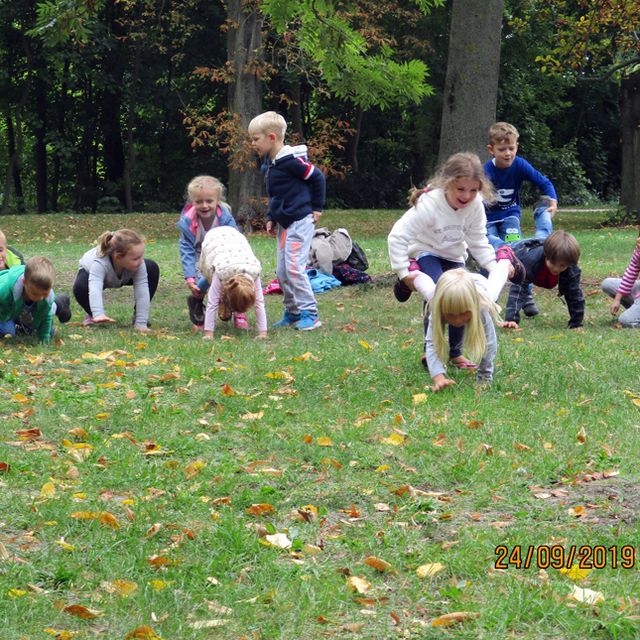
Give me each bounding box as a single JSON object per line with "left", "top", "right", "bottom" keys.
{"left": 254, "top": 278, "right": 267, "bottom": 339}
{"left": 476, "top": 310, "right": 497, "bottom": 384}
{"left": 203, "top": 275, "right": 223, "bottom": 339}
{"left": 425, "top": 317, "right": 455, "bottom": 392}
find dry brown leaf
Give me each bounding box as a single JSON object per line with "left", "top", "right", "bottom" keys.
{"left": 364, "top": 556, "right": 392, "bottom": 572}
{"left": 431, "top": 611, "right": 479, "bottom": 627}
{"left": 576, "top": 426, "right": 586, "bottom": 444}
{"left": 124, "top": 626, "right": 162, "bottom": 639}
{"left": 99, "top": 512, "right": 120, "bottom": 529}
{"left": 63, "top": 604, "right": 103, "bottom": 619}
{"left": 245, "top": 503, "right": 275, "bottom": 516}
{"left": 416, "top": 562, "right": 444, "bottom": 578}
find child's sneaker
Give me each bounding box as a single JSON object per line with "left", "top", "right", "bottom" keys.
{"left": 234, "top": 313, "right": 249, "bottom": 330}
{"left": 495, "top": 245, "right": 526, "bottom": 284}
{"left": 295, "top": 311, "right": 321, "bottom": 331}
{"left": 272, "top": 311, "right": 301, "bottom": 328}
{"left": 393, "top": 278, "right": 412, "bottom": 302}
{"left": 187, "top": 295, "right": 205, "bottom": 325}
{"left": 54, "top": 293, "right": 72, "bottom": 323}
{"left": 82, "top": 315, "right": 95, "bottom": 327}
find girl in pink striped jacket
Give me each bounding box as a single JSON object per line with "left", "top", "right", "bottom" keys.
{"left": 602, "top": 236, "right": 640, "bottom": 327}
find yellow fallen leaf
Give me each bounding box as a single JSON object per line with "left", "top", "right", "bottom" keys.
{"left": 412, "top": 393, "right": 427, "bottom": 405}
{"left": 358, "top": 339, "right": 371, "bottom": 350}
{"left": 56, "top": 538, "right": 75, "bottom": 552}
{"left": 184, "top": 460, "right": 206, "bottom": 479}
{"left": 568, "top": 585, "right": 604, "bottom": 605}
{"left": 102, "top": 579, "right": 138, "bottom": 597}
{"left": 7, "top": 588, "right": 28, "bottom": 598}
{"left": 40, "top": 482, "right": 56, "bottom": 499}
{"left": 148, "top": 579, "right": 173, "bottom": 591}
{"left": 559, "top": 564, "right": 591, "bottom": 581}
{"left": 241, "top": 411, "right": 264, "bottom": 421}
{"left": 416, "top": 562, "right": 444, "bottom": 578}
{"left": 576, "top": 426, "right": 586, "bottom": 444}
{"left": 245, "top": 503, "right": 275, "bottom": 516}
{"left": 381, "top": 433, "right": 405, "bottom": 446}
{"left": 568, "top": 506, "right": 586, "bottom": 517}
{"left": 71, "top": 511, "right": 98, "bottom": 521}
{"left": 11, "top": 393, "right": 30, "bottom": 403}
{"left": 347, "top": 576, "right": 371, "bottom": 594}
{"left": 364, "top": 556, "right": 392, "bottom": 572}
{"left": 264, "top": 533, "right": 292, "bottom": 549}
{"left": 317, "top": 436, "right": 333, "bottom": 447}
{"left": 432, "top": 611, "right": 479, "bottom": 627}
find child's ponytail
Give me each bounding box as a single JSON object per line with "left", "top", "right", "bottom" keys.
{"left": 96, "top": 229, "right": 145, "bottom": 257}
{"left": 223, "top": 274, "right": 255, "bottom": 313}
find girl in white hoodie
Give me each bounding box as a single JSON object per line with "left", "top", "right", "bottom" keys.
{"left": 387, "top": 152, "right": 523, "bottom": 369}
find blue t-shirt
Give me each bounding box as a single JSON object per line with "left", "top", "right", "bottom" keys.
{"left": 484, "top": 156, "right": 557, "bottom": 224}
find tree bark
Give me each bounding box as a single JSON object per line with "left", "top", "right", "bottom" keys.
{"left": 620, "top": 72, "right": 640, "bottom": 220}
{"left": 33, "top": 72, "right": 48, "bottom": 212}
{"left": 227, "top": 0, "right": 264, "bottom": 229}
{"left": 438, "top": 0, "right": 504, "bottom": 164}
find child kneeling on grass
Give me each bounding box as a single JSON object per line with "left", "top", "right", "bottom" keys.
{"left": 0, "top": 257, "right": 56, "bottom": 343}
{"left": 73, "top": 229, "right": 159, "bottom": 333}
{"left": 198, "top": 226, "right": 267, "bottom": 339}
{"left": 503, "top": 230, "right": 584, "bottom": 330}
{"left": 425, "top": 269, "right": 501, "bottom": 392}
{"left": 601, "top": 236, "right": 640, "bottom": 328}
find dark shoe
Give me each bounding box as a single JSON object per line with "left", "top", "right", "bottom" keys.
{"left": 393, "top": 278, "right": 412, "bottom": 302}
{"left": 187, "top": 295, "right": 204, "bottom": 326}
{"left": 495, "top": 245, "right": 526, "bottom": 285}
{"left": 54, "top": 293, "right": 72, "bottom": 323}
{"left": 522, "top": 297, "right": 539, "bottom": 317}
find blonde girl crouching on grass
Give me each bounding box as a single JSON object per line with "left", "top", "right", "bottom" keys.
{"left": 426, "top": 268, "right": 501, "bottom": 392}
{"left": 73, "top": 229, "right": 159, "bottom": 333}
{"left": 198, "top": 226, "right": 267, "bottom": 339}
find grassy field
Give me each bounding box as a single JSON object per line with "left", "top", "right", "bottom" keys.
{"left": 1, "top": 208, "right": 640, "bottom": 639}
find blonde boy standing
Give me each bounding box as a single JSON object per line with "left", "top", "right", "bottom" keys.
{"left": 248, "top": 111, "right": 326, "bottom": 330}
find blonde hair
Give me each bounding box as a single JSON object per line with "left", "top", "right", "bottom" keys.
{"left": 97, "top": 229, "right": 144, "bottom": 258}
{"left": 247, "top": 111, "right": 287, "bottom": 140}
{"left": 223, "top": 274, "right": 255, "bottom": 313}
{"left": 488, "top": 122, "right": 519, "bottom": 145}
{"left": 543, "top": 230, "right": 580, "bottom": 265}
{"left": 430, "top": 269, "right": 500, "bottom": 364}
{"left": 408, "top": 152, "right": 496, "bottom": 206}
{"left": 186, "top": 175, "right": 226, "bottom": 204}
{"left": 24, "top": 256, "right": 55, "bottom": 290}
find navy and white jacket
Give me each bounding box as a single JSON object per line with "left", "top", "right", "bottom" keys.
{"left": 506, "top": 239, "right": 584, "bottom": 328}
{"left": 484, "top": 156, "right": 557, "bottom": 224}
{"left": 263, "top": 145, "right": 326, "bottom": 228}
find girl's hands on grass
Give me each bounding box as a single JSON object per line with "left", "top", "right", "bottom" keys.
{"left": 203, "top": 331, "right": 213, "bottom": 340}
{"left": 432, "top": 374, "right": 456, "bottom": 392}
{"left": 93, "top": 315, "right": 116, "bottom": 324}
{"left": 501, "top": 320, "right": 520, "bottom": 330}
{"left": 610, "top": 294, "right": 622, "bottom": 316}
{"left": 134, "top": 324, "right": 152, "bottom": 334}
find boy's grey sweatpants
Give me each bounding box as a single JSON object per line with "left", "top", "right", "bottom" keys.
{"left": 276, "top": 214, "right": 318, "bottom": 315}
{"left": 601, "top": 277, "right": 640, "bottom": 327}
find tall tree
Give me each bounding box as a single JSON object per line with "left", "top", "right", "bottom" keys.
{"left": 438, "top": 0, "right": 504, "bottom": 163}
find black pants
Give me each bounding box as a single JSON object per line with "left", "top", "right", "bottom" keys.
{"left": 72, "top": 259, "right": 160, "bottom": 316}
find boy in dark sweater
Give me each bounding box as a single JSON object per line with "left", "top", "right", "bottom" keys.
{"left": 503, "top": 230, "right": 584, "bottom": 330}
{"left": 248, "top": 111, "right": 326, "bottom": 331}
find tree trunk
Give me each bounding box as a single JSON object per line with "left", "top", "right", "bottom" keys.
{"left": 438, "top": 0, "right": 504, "bottom": 164}
{"left": 620, "top": 72, "right": 640, "bottom": 220}
{"left": 123, "top": 41, "right": 142, "bottom": 213}
{"left": 33, "top": 72, "right": 48, "bottom": 212}
{"left": 227, "top": 0, "right": 264, "bottom": 229}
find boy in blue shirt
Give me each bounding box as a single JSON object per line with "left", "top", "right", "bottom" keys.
{"left": 484, "top": 122, "right": 558, "bottom": 316}
{"left": 248, "top": 111, "right": 326, "bottom": 331}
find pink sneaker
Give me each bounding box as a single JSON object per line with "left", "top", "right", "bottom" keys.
{"left": 82, "top": 315, "right": 95, "bottom": 327}
{"left": 233, "top": 313, "right": 249, "bottom": 330}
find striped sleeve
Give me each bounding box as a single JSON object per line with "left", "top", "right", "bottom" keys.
{"left": 617, "top": 248, "right": 640, "bottom": 296}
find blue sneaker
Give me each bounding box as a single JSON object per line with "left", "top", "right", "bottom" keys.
{"left": 295, "top": 311, "right": 322, "bottom": 331}
{"left": 272, "top": 311, "right": 301, "bottom": 328}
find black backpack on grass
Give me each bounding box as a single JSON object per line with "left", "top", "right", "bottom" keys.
{"left": 346, "top": 242, "right": 369, "bottom": 272}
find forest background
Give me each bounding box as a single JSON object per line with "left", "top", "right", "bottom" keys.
{"left": 0, "top": 0, "right": 638, "bottom": 223}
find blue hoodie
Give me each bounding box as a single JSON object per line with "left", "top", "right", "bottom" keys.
{"left": 263, "top": 145, "right": 326, "bottom": 228}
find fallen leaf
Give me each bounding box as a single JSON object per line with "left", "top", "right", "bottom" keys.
{"left": 431, "top": 611, "right": 479, "bottom": 627}
{"left": 124, "top": 626, "right": 162, "bottom": 639}
{"left": 317, "top": 436, "right": 333, "bottom": 447}
{"left": 559, "top": 564, "right": 591, "bottom": 581}
{"left": 358, "top": 339, "right": 371, "bottom": 350}
{"left": 245, "top": 503, "right": 275, "bottom": 516}
{"left": 568, "top": 585, "right": 604, "bottom": 605}
{"left": 102, "top": 579, "right": 138, "bottom": 597}
{"left": 412, "top": 393, "right": 427, "bottom": 405}
{"left": 381, "top": 433, "right": 405, "bottom": 446}
{"left": 188, "top": 620, "right": 227, "bottom": 629}
{"left": 416, "top": 562, "right": 444, "bottom": 578}
{"left": 220, "top": 383, "right": 235, "bottom": 396}
{"left": 568, "top": 506, "right": 586, "bottom": 517}
{"left": 40, "top": 482, "right": 56, "bottom": 499}
{"left": 364, "top": 556, "right": 392, "bottom": 572}
{"left": 264, "top": 533, "right": 292, "bottom": 549}
{"left": 98, "top": 512, "right": 120, "bottom": 529}
{"left": 576, "top": 426, "right": 586, "bottom": 444}
{"left": 148, "top": 579, "right": 173, "bottom": 591}
{"left": 63, "top": 604, "right": 103, "bottom": 619}
{"left": 347, "top": 576, "right": 371, "bottom": 594}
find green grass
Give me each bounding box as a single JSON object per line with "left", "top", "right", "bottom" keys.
{"left": 1, "top": 208, "right": 640, "bottom": 639}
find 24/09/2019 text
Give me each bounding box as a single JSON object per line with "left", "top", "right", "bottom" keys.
{"left": 494, "top": 545, "right": 636, "bottom": 570}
